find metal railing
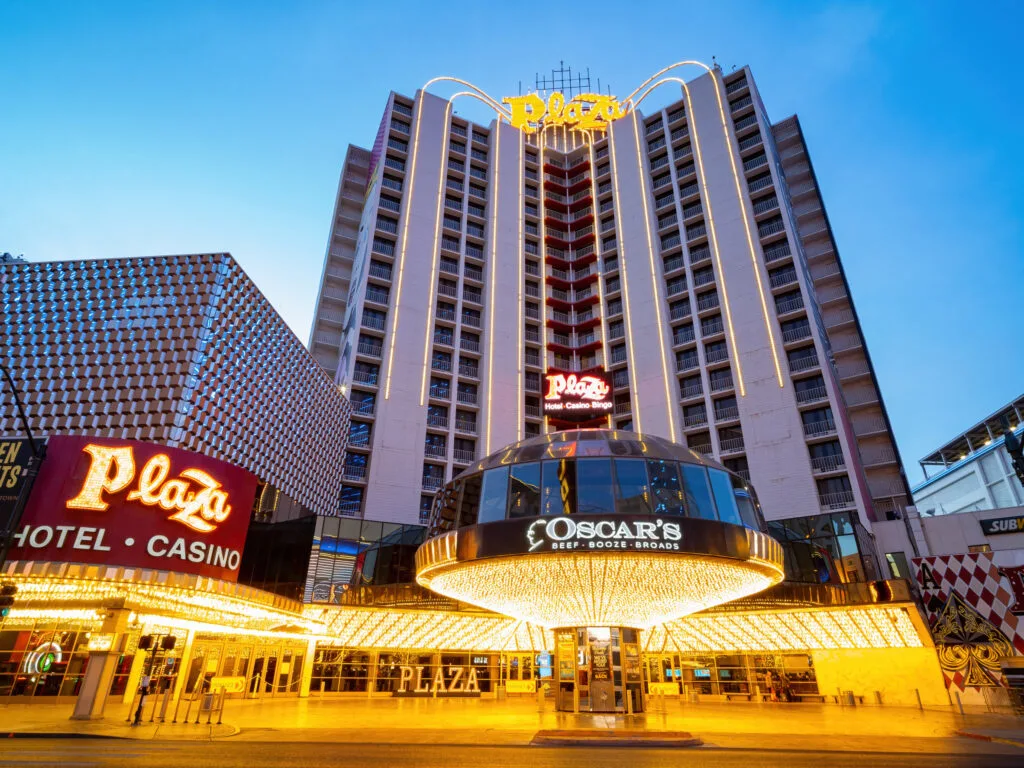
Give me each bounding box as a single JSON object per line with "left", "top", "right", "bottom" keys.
{"left": 803, "top": 419, "right": 836, "bottom": 437}
{"left": 811, "top": 455, "right": 846, "bottom": 473}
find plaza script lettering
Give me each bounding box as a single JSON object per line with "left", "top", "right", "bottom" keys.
{"left": 544, "top": 373, "right": 610, "bottom": 402}
{"left": 66, "top": 444, "right": 233, "bottom": 533}
{"left": 396, "top": 665, "right": 480, "bottom": 693}
{"left": 503, "top": 92, "right": 628, "bottom": 134}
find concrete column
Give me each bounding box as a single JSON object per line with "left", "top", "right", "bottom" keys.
{"left": 299, "top": 638, "right": 317, "bottom": 698}
{"left": 71, "top": 609, "right": 130, "bottom": 721}
{"left": 170, "top": 629, "right": 195, "bottom": 704}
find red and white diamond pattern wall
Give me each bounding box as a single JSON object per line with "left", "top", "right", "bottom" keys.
{"left": 913, "top": 553, "right": 1022, "bottom": 691}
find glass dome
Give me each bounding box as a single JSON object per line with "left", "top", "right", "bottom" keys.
{"left": 428, "top": 429, "right": 764, "bottom": 536}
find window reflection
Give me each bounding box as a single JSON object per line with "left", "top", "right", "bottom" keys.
{"left": 708, "top": 469, "right": 742, "bottom": 525}
{"left": 541, "top": 460, "right": 575, "bottom": 516}
{"left": 647, "top": 460, "right": 685, "bottom": 516}
{"left": 576, "top": 459, "right": 615, "bottom": 514}
{"left": 613, "top": 459, "right": 650, "bottom": 515}
{"left": 508, "top": 462, "right": 541, "bottom": 518}
{"left": 681, "top": 465, "right": 717, "bottom": 520}
{"left": 478, "top": 467, "right": 509, "bottom": 524}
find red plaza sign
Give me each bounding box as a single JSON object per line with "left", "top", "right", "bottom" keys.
{"left": 8, "top": 435, "right": 257, "bottom": 582}
{"left": 542, "top": 370, "right": 613, "bottom": 423}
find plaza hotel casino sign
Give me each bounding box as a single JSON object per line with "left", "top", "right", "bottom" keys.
{"left": 542, "top": 370, "right": 613, "bottom": 423}
{"left": 8, "top": 435, "right": 257, "bottom": 582}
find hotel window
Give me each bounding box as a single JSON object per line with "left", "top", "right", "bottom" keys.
{"left": 606, "top": 275, "right": 620, "bottom": 293}
{"left": 607, "top": 298, "right": 622, "bottom": 316}
{"left": 647, "top": 460, "right": 685, "bottom": 516}
{"left": 508, "top": 462, "right": 541, "bottom": 519}
{"left": 885, "top": 551, "right": 912, "bottom": 578}
{"left": 681, "top": 465, "right": 717, "bottom": 521}
{"left": 576, "top": 459, "right": 616, "bottom": 515}
{"left": 614, "top": 459, "right": 651, "bottom": 515}
{"left": 470, "top": 184, "right": 486, "bottom": 198}
{"left": 478, "top": 467, "right": 510, "bottom": 524}
{"left": 708, "top": 469, "right": 743, "bottom": 526}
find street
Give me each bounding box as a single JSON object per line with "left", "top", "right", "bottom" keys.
{"left": 0, "top": 740, "right": 1021, "bottom": 768}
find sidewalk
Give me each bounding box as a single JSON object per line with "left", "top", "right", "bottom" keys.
{"left": 2, "top": 696, "right": 1022, "bottom": 753}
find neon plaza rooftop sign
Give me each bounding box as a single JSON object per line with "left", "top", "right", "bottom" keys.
{"left": 502, "top": 92, "right": 629, "bottom": 134}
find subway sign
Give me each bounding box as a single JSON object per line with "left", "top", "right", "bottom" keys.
{"left": 8, "top": 435, "right": 257, "bottom": 581}
{"left": 980, "top": 515, "right": 1024, "bottom": 536}
{"left": 542, "top": 370, "right": 613, "bottom": 422}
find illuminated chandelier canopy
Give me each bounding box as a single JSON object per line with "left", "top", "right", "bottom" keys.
{"left": 416, "top": 517, "right": 785, "bottom": 629}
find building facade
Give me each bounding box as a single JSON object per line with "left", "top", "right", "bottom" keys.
{"left": 1, "top": 252, "right": 352, "bottom": 520}
{"left": 913, "top": 394, "right": 1024, "bottom": 516}
{"left": 308, "top": 63, "right": 910, "bottom": 545}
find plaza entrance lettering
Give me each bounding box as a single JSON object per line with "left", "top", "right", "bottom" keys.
{"left": 394, "top": 665, "right": 480, "bottom": 695}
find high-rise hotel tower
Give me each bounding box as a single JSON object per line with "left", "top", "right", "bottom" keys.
{"left": 309, "top": 62, "right": 911, "bottom": 537}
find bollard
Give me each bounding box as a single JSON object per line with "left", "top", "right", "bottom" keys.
{"left": 536, "top": 685, "right": 545, "bottom": 713}
{"left": 573, "top": 685, "right": 580, "bottom": 714}
{"left": 626, "top": 690, "right": 633, "bottom": 715}
{"left": 914, "top": 688, "right": 923, "bottom": 711}
{"left": 217, "top": 690, "right": 226, "bottom": 726}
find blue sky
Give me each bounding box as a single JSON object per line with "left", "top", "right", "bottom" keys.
{"left": 1, "top": 1, "right": 1021, "bottom": 485}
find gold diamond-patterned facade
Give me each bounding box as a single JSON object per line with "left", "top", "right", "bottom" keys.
{"left": 0, "top": 253, "right": 351, "bottom": 516}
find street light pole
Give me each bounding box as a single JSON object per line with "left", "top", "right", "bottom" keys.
{"left": 0, "top": 363, "right": 46, "bottom": 572}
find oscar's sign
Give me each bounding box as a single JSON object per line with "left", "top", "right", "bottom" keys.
{"left": 503, "top": 93, "right": 628, "bottom": 134}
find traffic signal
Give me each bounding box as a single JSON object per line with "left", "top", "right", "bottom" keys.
{"left": 0, "top": 584, "right": 16, "bottom": 619}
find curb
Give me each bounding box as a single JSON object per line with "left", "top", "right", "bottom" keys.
{"left": 956, "top": 730, "right": 1024, "bottom": 749}
{"left": 531, "top": 729, "right": 703, "bottom": 748}
{"left": 4, "top": 732, "right": 123, "bottom": 740}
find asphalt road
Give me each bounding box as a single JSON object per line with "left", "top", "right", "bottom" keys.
{"left": 0, "top": 740, "right": 1021, "bottom": 768}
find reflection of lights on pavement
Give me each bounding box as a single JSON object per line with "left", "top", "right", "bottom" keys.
{"left": 22, "top": 641, "right": 63, "bottom": 675}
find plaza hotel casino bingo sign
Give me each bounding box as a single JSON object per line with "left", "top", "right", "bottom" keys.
{"left": 7, "top": 435, "right": 257, "bottom": 581}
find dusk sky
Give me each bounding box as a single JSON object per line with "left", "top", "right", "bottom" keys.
{"left": 2, "top": 1, "right": 1021, "bottom": 485}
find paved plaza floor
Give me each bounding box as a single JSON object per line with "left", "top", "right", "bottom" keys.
{"left": 1, "top": 695, "right": 1022, "bottom": 754}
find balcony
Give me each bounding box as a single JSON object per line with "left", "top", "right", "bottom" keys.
{"left": 819, "top": 491, "right": 855, "bottom": 510}
{"left": 680, "top": 383, "right": 702, "bottom": 399}
{"left": 705, "top": 348, "right": 730, "bottom": 364}
{"left": 339, "top": 500, "right": 363, "bottom": 515}
{"left": 453, "top": 448, "right": 475, "bottom": 464}
{"left": 697, "top": 295, "right": 720, "bottom": 312}
{"left": 352, "top": 369, "right": 379, "bottom": 385}
{"left": 758, "top": 218, "right": 786, "bottom": 238}
{"left": 715, "top": 406, "right": 739, "bottom": 421}
{"left": 710, "top": 376, "right": 734, "bottom": 393}
{"left": 782, "top": 325, "right": 812, "bottom": 343}
{"left": 432, "top": 358, "right": 452, "bottom": 372}
{"left": 436, "top": 307, "right": 456, "bottom": 321}
{"left": 719, "top": 437, "right": 745, "bottom": 454}
{"left": 763, "top": 242, "right": 792, "bottom": 263}
{"left": 461, "top": 338, "right": 480, "bottom": 353}
{"left": 429, "top": 386, "right": 450, "bottom": 400}
{"left": 357, "top": 341, "right": 383, "bottom": 358}
{"left": 352, "top": 399, "right": 375, "bottom": 416}
{"left": 458, "top": 363, "right": 479, "bottom": 378}
{"left": 674, "top": 328, "right": 696, "bottom": 345}
{"left": 677, "top": 356, "right": 699, "bottom": 372}
{"left": 770, "top": 269, "right": 798, "bottom": 289}
{"left": 702, "top": 319, "right": 724, "bottom": 336}
{"left": 422, "top": 476, "right": 444, "bottom": 492}
{"left": 342, "top": 465, "right": 367, "bottom": 481}
{"left": 693, "top": 270, "right": 715, "bottom": 288}
{"left": 614, "top": 402, "right": 632, "bottom": 415}
{"left": 362, "top": 314, "right": 386, "bottom": 331}
{"left": 686, "top": 224, "right": 707, "bottom": 241}
{"left": 684, "top": 412, "right": 708, "bottom": 428}
{"left": 369, "top": 264, "right": 393, "bottom": 280}
{"left": 427, "top": 414, "right": 449, "bottom": 429}
{"left": 789, "top": 354, "right": 820, "bottom": 373}
{"left": 525, "top": 404, "right": 541, "bottom": 418}
{"left": 803, "top": 419, "right": 837, "bottom": 438}
{"left": 690, "top": 443, "right": 713, "bottom": 456}
{"left": 457, "top": 391, "right": 478, "bottom": 405}
{"left": 465, "top": 267, "right": 484, "bottom": 282}
{"left": 796, "top": 386, "right": 828, "bottom": 404}
{"left": 811, "top": 454, "right": 846, "bottom": 474}
{"left": 424, "top": 443, "right": 447, "bottom": 459}
{"left": 434, "top": 333, "right": 454, "bottom": 347}
{"left": 347, "top": 433, "right": 370, "bottom": 448}
{"left": 455, "top": 419, "right": 477, "bottom": 434}
{"left": 776, "top": 297, "right": 804, "bottom": 315}
{"left": 461, "top": 313, "right": 482, "bottom": 328}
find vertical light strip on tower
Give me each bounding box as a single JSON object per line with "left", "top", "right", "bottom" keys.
{"left": 484, "top": 121, "right": 502, "bottom": 453}
{"left": 384, "top": 92, "right": 426, "bottom": 401}
{"left": 677, "top": 78, "right": 747, "bottom": 398}
{"left": 607, "top": 122, "right": 644, "bottom": 432}
{"left": 537, "top": 135, "right": 550, "bottom": 435}
{"left": 419, "top": 98, "right": 458, "bottom": 406}
{"left": 585, "top": 130, "right": 612, "bottom": 428}
{"left": 517, "top": 131, "right": 525, "bottom": 439}
{"left": 629, "top": 110, "right": 679, "bottom": 442}
{"left": 707, "top": 71, "right": 784, "bottom": 388}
